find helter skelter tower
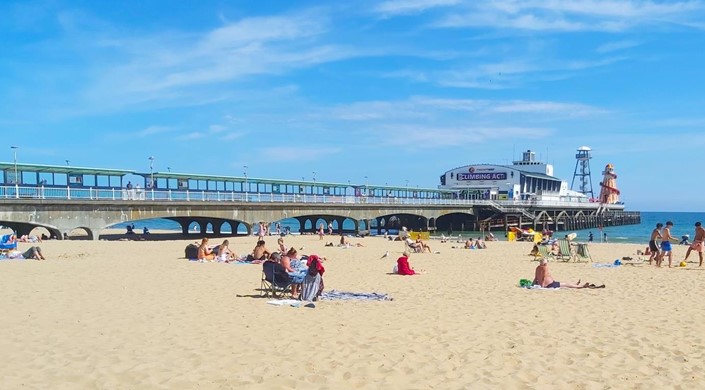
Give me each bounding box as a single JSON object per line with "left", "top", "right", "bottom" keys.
{"left": 598, "top": 163, "right": 621, "bottom": 204}
{"left": 571, "top": 146, "right": 594, "bottom": 199}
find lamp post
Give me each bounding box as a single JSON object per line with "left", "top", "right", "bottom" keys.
{"left": 312, "top": 171, "right": 317, "bottom": 201}
{"left": 65, "top": 159, "right": 70, "bottom": 166}
{"left": 10, "top": 146, "right": 18, "bottom": 198}
{"left": 148, "top": 156, "right": 155, "bottom": 199}
{"left": 243, "top": 165, "right": 248, "bottom": 202}
{"left": 364, "top": 175, "right": 368, "bottom": 198}
{"left": 405, "top": 179, "right": 409, "bottom": 198}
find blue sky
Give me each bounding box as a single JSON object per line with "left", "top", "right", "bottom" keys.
{"left": 1, "top": 0, "right": 704, "bottom": 211}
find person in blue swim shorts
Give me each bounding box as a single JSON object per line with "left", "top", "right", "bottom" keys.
{"left": 657, "top": 221, "right": 678, "bottom": 268}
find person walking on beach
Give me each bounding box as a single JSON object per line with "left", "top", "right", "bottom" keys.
{"left": 588, "top": 232, "right": 594, "bottom": 243}
{"left": 318, "top": 223, "right": 325, "bottom": 240}
{"left": 682, "top": 222, "right": 705, "bottom": 267}
{"left": 657, "top": 221, "right": 679, "bottom": 268}
{"left": 648, "top": 223, "right": 663, "bottom": 265}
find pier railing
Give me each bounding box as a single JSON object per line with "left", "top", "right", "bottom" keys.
{"left": 0, "top": 185, "right": 625, "bottom": 210}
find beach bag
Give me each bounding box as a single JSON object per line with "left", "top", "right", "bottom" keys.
{"left": 184, "top": 244, "right": 198, "bottom": 259}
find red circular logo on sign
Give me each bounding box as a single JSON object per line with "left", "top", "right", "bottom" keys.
{"left": 469, "top": 167, "right": 475, "bottom": 173}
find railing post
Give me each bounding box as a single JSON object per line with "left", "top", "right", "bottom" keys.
{"left": 14, "top": 184, "right": 19, "bottom": 199}
{"left": 186, "top": 190, "right": 190, "bottom": 201}
{"left": 168, "top": 189, "right": 172, "bottom": 201}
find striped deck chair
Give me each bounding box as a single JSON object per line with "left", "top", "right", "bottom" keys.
{"left": 556, "top": 239, "right": 576, "bottom": 262}
{"left": 575, "top": 243, "right": 593, "bottom": 263}
{"left": 533, "top": 245, "right": 556, "bottom": 262}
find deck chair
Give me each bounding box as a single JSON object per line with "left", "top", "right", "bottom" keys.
{"left": 533, "top": 245, "right": 556, "bottom": 262}
{"left": 0, "top": 234, "right": 17, "bottom": 254}
{"left": 260, "top": 261, "right": 293, "bottom": 298}
{"left": 556, "top": 239, "right": 576, "bottom": 262}
{"left": 575, "top": 243, "right": 592, "bottom": 263}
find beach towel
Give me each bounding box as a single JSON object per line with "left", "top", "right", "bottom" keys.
{"left": 592, "top": 263, "right": 621, "bottom": 268}
{"left": 300, "top": 273, "right": 322, "bottom": 302}
{"left": 320, "top": 290, "right": 393, "bottom": 301}
{"left": 266, "top": 299, "right": 315, "bottom": 308}
{"left": 520, "top": 285, "right": 560, "bottom": 290}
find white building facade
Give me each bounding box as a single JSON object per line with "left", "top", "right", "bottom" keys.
{"left": 439, "top": 150, "right": 589, "bottom": 203}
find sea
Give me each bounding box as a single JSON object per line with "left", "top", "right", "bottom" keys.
{"left": 112, "top": 211, "right": 705, "bottom": 245}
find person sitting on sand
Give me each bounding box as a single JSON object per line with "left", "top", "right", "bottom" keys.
{"left": 474, "top": 239, "right": 486, "bottom": 249}
{"left": 396, "top": 251, "right": 422, "bottom": 275}
{"left": 251, "top": 240, "right": 272, "bottom": 261}
{"left": 22, "top": 246, "right": 46, "bottom": 260}
{"left": 277, "top": 237, "right": 287, "bottom": 254}
{"left": 533, "top": 258, "right": 603, "bottom": 288}
{"left": 464, "top": 239, "right": 475, "bottom": 249}
{"left": 217, "top": 239, "right": 237, "bottom": 262}
{"left": 197, "top": 238, "right": 215, "bottom": 262}
{"left": 485, "top": 232, "right": 496, "bottom": 241}
{"left": 339, "top": 234, "right": 350, "bottom": 247}
{"left": 415, "top": 238, "right": 431, "bottom": 253}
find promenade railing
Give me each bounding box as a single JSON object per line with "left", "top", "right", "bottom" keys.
{"left": 0, "top": 185, "right": 626, "bottom": 210}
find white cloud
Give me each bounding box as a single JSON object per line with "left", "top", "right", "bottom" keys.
{"left": 81, "top": 11, "right": 362, "bottom": 111}
{"left": 177, "top": 132, "right": 206, "bottom": 141}
{"left": 427, "top": 0, "right": 705, "bottom": 32}
{"left": 596, "top": 40, "right": 640, "bottom": 53}
{"left": 380, "top": 125, "right": 553, "bottom": 148}
{"left": 374, "top": 0, "right": 462, "bottom": 15}
{"left": 136, "top": 125, "right": 174, "bottom": 137}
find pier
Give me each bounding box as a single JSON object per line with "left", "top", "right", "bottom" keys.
{"left": 0, "top": 162, "right": 640, "bottom": 240}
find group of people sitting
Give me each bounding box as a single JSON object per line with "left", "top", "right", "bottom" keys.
{"left": 193, "top": 236, "right": 327, "bottom": 300}
{"left": 264, "top": 249, "right": 326, "bottom": 301}
{"left": 464, "top": 238, "right": 487, "bottom": 249}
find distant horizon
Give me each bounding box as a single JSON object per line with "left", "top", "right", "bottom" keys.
{"left": 2, "top": 1, "right": 705, "bottom": 211}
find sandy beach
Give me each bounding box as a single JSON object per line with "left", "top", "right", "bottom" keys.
{"left": 1, "top": 234, "right": 704, "bottom": 389}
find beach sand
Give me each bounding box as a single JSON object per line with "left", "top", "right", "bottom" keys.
{"left": 1, "top": 234, "right": 703, "bottom": 389}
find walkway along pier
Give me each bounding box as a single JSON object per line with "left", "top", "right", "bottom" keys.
{"left": 0, "top": 190, "right": 639, "bottom": 240}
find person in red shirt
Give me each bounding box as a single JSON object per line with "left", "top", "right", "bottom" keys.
{"left": 397, "top": 251, "right": 419, "bottom": 275}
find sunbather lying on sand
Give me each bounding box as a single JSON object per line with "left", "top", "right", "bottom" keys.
{"left": 533, "top": 258, "right": 604, "bottom": 289}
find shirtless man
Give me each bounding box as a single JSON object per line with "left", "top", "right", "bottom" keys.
{"left": 532, "top": 259, "right": 590, "bottom": 288}
{"left": 683, "top": 222, "right": 705, "bottom": 266}
{"left": 657, "top": 221, "right": 678, "bottom": 268}
{"left": 648, "top": 223, "right": 663, "bottom": 265}
{"left": 252, "top": 240, "right": 271, "bottom": 260}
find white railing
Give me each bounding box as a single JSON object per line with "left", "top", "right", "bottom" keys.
{"left": 0, "top": 185, "right": 622, "bottom": 209}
